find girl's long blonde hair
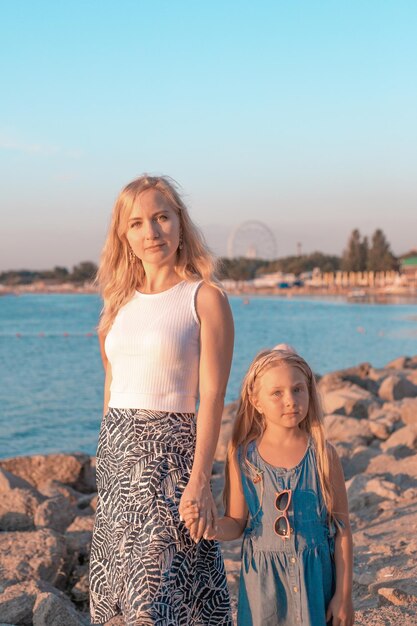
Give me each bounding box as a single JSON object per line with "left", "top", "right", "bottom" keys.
{"left": 224, "top": 349, "right": 334, "bottom": 517}
{"left": 97, "top": 175, "right": 219, "bottom": 334}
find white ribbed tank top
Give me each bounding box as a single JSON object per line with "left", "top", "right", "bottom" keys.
{"left": 105, "top": 280, "right": 202, "bottom": 412}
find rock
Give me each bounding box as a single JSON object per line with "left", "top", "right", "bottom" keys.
{"left": 66, "top": 515, "right": 95, "bottom": 533}
{"left": 379, "top": 375, "right": 417, "bottom": 402}
{"left": 0, "top": 580, "right": 36, "bottom": 625}
{"left": 367, "top": 408, "right": 404, "bottom": 439}
{"left": 345, "top": 474, "right": 399, "bottom": 513}
{"left": 364, "top": 477, "right": 399, "bottom": 500}
{"left": 321, "top": 383, "right": 379, "bottom": 419}
{"left": 345, "top": 475, "right": 383, "bottom": 513}
{"left": 340, "top": 445, "right": 380, "bottom": 479}
{"left": 324, "top": 414, "right": 374, "bottom": 447}
{"left": 378, "top": 585, "right": 417, "bottom": 606}
{"left": 0, "top": 580, "right": 71, "bottom": 626}
{"left": 0, "top": 469, "right": 44, "bottom": 531}
{"left": 318, "top": 363, "right": 379, "bottom": 394}
{"left": 34, "top": 495, "right": 75, "bottom": 533}
{"left": 0, "top": 493, "right": 40, "bottom": 533}
{"left": 365, "top": 453, "right": 417, "bottom": 489}
{"left": 380, "top": 424, "right": 417, "bottom": 456}
{"left": 70, "top": 567, "right": 89, "bottom": 604}
{"left": 368, "top": 406, "right": 403, "bottom": 429}
{"left": 38, "top": 479, "right": 85, "bottom": 505}
{"left": 0, "top": 468, "right": 42, "bottom": 495}
{"left": 33, "top": 592, "right": 85, "bottom": 626}
{"left": 385, "top": 355, "right": 417, "bottom": 370}
{"left": 65, "top": 515, "right": 95, "bottom": 559}
{"left": 0, "top": 453, "right": 95, "bottom": 494}
{"left": 0, "top": 529, "right": 68, "bottom": 588}
{"left": 89, "top": 494, "right": 98, "bottom": 511}
{"left": 406, "top": 369, "right": 417, "bottom": 386}
{"left": 399, "top": 398, "right": 417, "bottom": 425}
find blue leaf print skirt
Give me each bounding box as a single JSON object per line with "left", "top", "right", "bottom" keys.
{"left": 89, "top": 408, "right": 232, "bottom": 626}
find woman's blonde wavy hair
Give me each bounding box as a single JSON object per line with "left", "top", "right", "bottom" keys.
{"left": 224, "top": 349, "right": 334, "bottom": 518}
{"left": 97, "top": 175, "right": 219, "bottom": 334}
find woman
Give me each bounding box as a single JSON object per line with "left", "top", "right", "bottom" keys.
{"left": 89, "top": 175, "right": 234, "bottom": 626}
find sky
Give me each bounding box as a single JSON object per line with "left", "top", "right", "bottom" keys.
{"left": 1, "top": 0, "right": 416, "bottom": 271}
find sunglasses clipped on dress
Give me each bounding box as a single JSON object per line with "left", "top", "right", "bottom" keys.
{"left": 274, "top": 489, "right": 292, "bottom": 538}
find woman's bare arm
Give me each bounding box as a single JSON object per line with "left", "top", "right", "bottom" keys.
{"left": 103, "top": 362, "right": 112, "bottom": 417}
{"left": 178, "top": 283, "right": 234, "bottom": 541}
{"left": 98, "top": 329, "right": 108, "bottom": 372}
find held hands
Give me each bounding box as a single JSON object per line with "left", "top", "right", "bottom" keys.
{"left": 180, "top": 502, "right": 219, "bottom": 540}
{"left": 178, "top": 480, "right": 218, "bottom": 542}
{"left": 326, "top": 593, "right": 355, "bottom": 626}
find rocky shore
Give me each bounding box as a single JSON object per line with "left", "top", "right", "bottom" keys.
{"left": 1, "top": 355, "right": 417, "bottom": 625}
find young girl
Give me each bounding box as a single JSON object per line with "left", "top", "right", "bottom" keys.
{"left": 183, "top": 348, "right": 354, "bottom": 626}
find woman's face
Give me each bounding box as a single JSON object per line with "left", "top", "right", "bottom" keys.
{"left": 125, "top": 188, "right": 181, "bottom": 268}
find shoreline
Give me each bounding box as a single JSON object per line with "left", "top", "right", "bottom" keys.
{"left": 2, "top": 283, "right": 417, "bottom": 305}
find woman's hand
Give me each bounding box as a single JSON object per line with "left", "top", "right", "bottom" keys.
{"left": 180, "top": 502, "right": 199, "bottom": 529}
{"left": 326, "top": 593, "right": 355, "bottom": 626}
{"left": 179, "top": 479, "right": 218, "bottom": 542}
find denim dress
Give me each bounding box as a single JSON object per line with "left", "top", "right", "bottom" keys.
{"left": 237, "top": 439, "right": 336, "bottom": 626}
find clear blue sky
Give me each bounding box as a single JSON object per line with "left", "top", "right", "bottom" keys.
{"left": 1, "top": 0, "right": 416, "bottom": 270}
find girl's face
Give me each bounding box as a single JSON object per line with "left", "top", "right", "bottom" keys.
{"left": 125, "top": 188, "right": 181, "bottom": 268}
{"left": 252, "top": 363, "right": 309, "bottom": 430}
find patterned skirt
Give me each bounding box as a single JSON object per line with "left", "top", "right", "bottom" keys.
{"left": 89, "top": 408, "right": 232, "bottom": 626}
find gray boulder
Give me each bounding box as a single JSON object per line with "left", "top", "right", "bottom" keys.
{"left": 340, "top": 445, "right": 380, "bottom": 480}
{"left": 65, "top": 514, "right": 95, "bottom": 559}
{"left": 33, "top": 592, "right": 85, "bottom": 626}
{"left": 324, "top": 414, "right": 374, "bottom": 447}
{"left": 385, "top": 355, "right": 417, "bottom": 370}
{"left": 0, "top": 581, "right": 36, "bottom": 625}
{"left": 34, "top": 495, "right": 76, "bottom": 534}
{"left": 0, "top": 453, "right": 96, "bottom": 494}
{"left": 0, "top": 528, "right": 68, "bottom": 588}
{"left": 321, "top": 383, "right": 379, "bottom": 419}
{"left": 399, "top": 398, "right": 417, "bottom": 425}
{"left": 380, "top": 424, "right": 417, "bottom": 457}
{"left": 379, "top": 375, "right": 417, "bottom": 402}
{"left": 0, "top": 468, "right": 44, "bottom": 531}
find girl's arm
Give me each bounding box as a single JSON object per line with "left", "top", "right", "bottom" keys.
{"left": 182, "top": 449, "right": 248, "bottom": 541}
{"left": 326, "top": 444, "right": 355, "bottom": 626}
{"left": 178, "top": 284, "right": 234, "bottom": 542}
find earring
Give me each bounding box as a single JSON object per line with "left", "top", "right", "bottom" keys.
{"left": 129, "top": 248, "right": 136, "bottom": 263}
{"left": 178, "top": 232, "right": 183, "bottom": 251}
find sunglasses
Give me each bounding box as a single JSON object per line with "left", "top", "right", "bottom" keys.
{"left": 274, "top": 489, "right": 292, "bottom": 538}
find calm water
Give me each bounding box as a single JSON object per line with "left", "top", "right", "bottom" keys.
{"left": 1, "top": 293, "right": 417, "bottom": 458}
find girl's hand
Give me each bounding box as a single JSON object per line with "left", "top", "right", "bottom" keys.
{"left": 179, "top": 479, "right": 218, "bottom": 542}
{"left": 326, "top": 593, "right": 355, "bottom": 626}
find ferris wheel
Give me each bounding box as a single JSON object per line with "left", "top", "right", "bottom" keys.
{"left": 227, "top": 220, "right": 277, "bottom": 260}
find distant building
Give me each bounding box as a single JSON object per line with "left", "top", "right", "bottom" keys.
{"left": 400, "top": 251, "right": 417, "bottom": 281}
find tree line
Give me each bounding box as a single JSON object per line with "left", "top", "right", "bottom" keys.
{"left": 341, "top": 228, "right": 398, "bottom": 272}
{"left": 219, "top": 228, "right": 399, "bottom": 280}
{"left": 0, "top": 262, "right": 98, "bottom": 286}
{"left": 0, "top": 229, "right": 400, "bottom": 285}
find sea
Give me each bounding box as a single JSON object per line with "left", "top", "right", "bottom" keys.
{"left": 1, "top": 293, "right": 417, "bottom": 459}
